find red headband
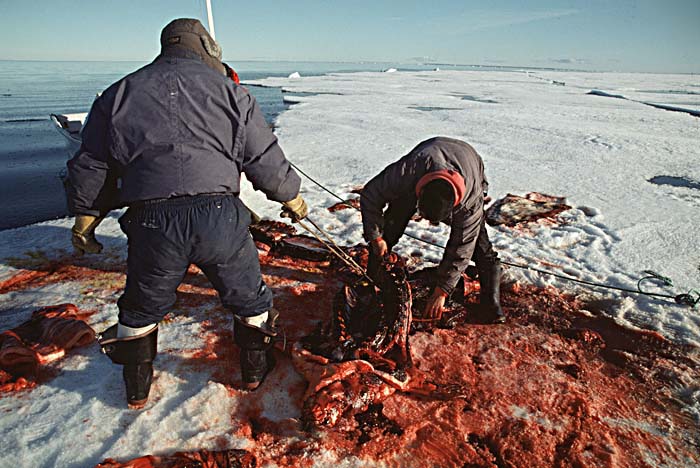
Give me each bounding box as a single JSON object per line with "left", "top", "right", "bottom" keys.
{"left": 415, "top": 170, "right": 466, "bottom": 207}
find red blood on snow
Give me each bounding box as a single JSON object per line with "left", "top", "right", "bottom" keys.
{"left": 327, "top": 197, "right": 361, "bottom": 212}
{"left": 0, "top": 256, "right": 125, "bottom": 295}
{"left": 1, "top": 223, "right": 696, "bottom": 467}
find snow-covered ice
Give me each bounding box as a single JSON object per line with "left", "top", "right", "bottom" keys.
{"left": 1, "top": 69, "right": 699, "bottom": 466}
{"left": 244, "top": 69, "right": 699, "bottom": 345}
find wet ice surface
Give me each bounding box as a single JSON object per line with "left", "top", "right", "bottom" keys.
{"left": 588, "top": 89, "right": 700, "bottom": 117}
{"left": 1, "top": 69, "right": 699, "bottom": 467}
{"left": 455, "top": 94, "right": 498, "bottom": 103}
{"left": 648, "top": 175, "right": 700, "bottom": 191}
{"left": 409, "top": 106, "right": 462, "bottom": 112}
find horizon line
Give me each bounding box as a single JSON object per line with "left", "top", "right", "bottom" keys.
{"left": 0, "top": 58, "right": 696, "bottom": 75}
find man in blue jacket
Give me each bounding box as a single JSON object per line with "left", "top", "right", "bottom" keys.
{"left": 66, "top": 18, "right": 307, "bottom": 408}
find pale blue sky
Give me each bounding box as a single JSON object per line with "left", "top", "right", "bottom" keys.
{"left": 0, "top": 0, "right": 698, "bottom": 72}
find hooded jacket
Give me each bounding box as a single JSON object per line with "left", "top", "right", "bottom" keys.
{"left": 66, "top": 47, "right": 300, "bottom": 215}
{"left": 360, "top": 137, "right": 489, "bottom": 293}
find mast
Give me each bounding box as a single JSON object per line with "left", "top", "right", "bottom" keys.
{"left": 205, "top": 0, "right": 216, "bottom": 40}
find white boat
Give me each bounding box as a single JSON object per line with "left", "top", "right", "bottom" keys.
{"left": 50, "top": 112, "right": 87, "bottom": 156}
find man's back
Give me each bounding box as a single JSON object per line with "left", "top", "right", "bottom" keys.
{"left": 86, "top": 51, "right": 267, "bottom": 201}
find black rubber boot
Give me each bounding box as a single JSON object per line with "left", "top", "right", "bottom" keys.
{"left": 123, "top": 363, "right": 153, "bottom": 409}
{"left": 479, "top": 261, "right": 506, "bottom": 324}
{"left": 98, "top": 324, "right": 158, "bottom": 409}
{"left": 234, "top": 310, "right": 279, "bottom": 390}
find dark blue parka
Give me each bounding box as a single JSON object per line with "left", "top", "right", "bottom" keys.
{"left": 66, "top": 49, "right": 300, "bottom": 216}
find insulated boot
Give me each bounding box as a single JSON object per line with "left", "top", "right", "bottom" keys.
{"left": 98, "top": 324, "right": 158, "bottom": 409}
{"left": 478, "top": 261, "right": 506, "bottom": 324}
{"left": 234, "top": 310, "right": 280, "bottom": 390}
{"left": 122, "top": 363, "right": 153, "bottom": 409}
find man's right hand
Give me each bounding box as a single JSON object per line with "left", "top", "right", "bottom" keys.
{"left": 370, "top": 237, "right": 388, "bottom": 257}
{"left": 72, "top": 215, "right": 104, "bottom": 256}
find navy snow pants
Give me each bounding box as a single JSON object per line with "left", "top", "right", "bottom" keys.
{"left": 117, "top": 194, "right": 272, "bottom": 328}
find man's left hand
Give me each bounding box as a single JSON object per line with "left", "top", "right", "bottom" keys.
{"left": 71, "top": 215, "right": 104, "bottom": 256}
{"left": 424, "top": 287, "right": 448, "bottom": 319}
{"left": 281, "top": 194, "right": 308, "bottom": 222}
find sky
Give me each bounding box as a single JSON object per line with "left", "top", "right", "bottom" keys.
{"left": 0, "top": 0, "right": 698, "bottom": 73}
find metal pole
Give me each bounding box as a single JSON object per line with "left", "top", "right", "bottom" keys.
{"left": 205, "top": 0, "right": 216, "bottom": 39}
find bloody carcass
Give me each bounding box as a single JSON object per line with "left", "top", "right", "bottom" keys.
{"left": 291, "top": 254, "right": 465, "bottom": 429}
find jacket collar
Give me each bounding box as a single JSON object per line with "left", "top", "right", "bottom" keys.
{"left": 156, "top": 47, "right": 226, "bottom": 75}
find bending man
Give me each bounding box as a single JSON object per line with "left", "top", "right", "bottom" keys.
{"left": 360, "top": 137, "right": 505, "bottom": 323}
{"left": 66, "top": 19, "right": 307, "bottom": 408}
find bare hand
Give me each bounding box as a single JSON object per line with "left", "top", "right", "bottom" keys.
{"left": 370, "top": 237, "right": 388, "bottom": 257}
{"left": 424, "top": 288, "right": 448, "bottom": 319}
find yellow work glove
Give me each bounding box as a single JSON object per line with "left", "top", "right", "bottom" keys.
{"left": 72, "top": 215, "right": 104, "bottom": 256}
{"left": 280, "top": 194, "right": 308, "bottom": 222}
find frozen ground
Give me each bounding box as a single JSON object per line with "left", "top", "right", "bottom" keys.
{"left": 0, "top": 69, "right": 698, "bottom": 466}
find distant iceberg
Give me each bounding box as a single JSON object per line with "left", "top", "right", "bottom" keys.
{"left": 288, "top": 72, "right": 301, "bottom": 79}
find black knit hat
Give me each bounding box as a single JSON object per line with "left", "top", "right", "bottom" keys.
{"left": 160, "top": 18, "right": 225, "bottom": 75}
{"left": 417, "top": 179, "right": 454, "bottom": 223}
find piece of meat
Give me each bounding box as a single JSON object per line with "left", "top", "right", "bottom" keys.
{"left": 291, "top": 258, "right": 422, "bottom": 427}
{"left": 327, "top": 197, "right": 360, "bottom": 212}
{"left": 0, "top": 303, "right": 95, "bottom": 391}
{"left": 249, "top": 220, "right": 296, "bottom": 245}
{"left": 0, "top": 330, "right": 39, "bottom": 372}
{"left": 277, "top": 235, "right": 331, "bottom": 262}
{"left": 13, "top": 303, "right": 95, "bottom": 363}
{"left": 291, "top": 344, "right": 398, "bottom": 428}
{"left": 95, "top": 449, "right": 256, "bottom": 468}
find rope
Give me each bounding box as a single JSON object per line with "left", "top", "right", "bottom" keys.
{"left": 289, "top": 160, "right": 699, "bottom": 308}
{"left": 295, "top": 217, "right": 375, "bottom": 285}
{"left": 290, "top": 161, "right": 447, "bottom": 249}
{"left": 498, "top": 260, "right": 688, "bottom": 302}
{"left": 637, "top": 270, "right": 673, "bottom": 294}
